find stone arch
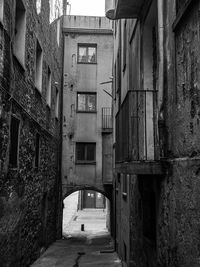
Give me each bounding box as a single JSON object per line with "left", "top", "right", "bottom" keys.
{"left": 62, "top": 185, "right": 112, "bottom": 202}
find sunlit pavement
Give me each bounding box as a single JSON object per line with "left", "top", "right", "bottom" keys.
{"left": 31, "top": 209, "right": 122, "bottom": 267}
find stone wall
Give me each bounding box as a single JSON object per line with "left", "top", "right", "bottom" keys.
{"left": 0, "top": 1, "right": 63, "bottom": 266}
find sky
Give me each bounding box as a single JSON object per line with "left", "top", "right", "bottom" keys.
{"left": 68, "top": 0, "right": 105, "bottom": 17}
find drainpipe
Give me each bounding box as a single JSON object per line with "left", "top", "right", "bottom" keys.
{"left": 157, "top": 0, "right": 164, "bottom": 120}
{"left": 157, "top": 0, "right": 165, "bottom": 157}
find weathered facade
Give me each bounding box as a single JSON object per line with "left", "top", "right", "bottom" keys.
{"left": 62, "top": 15, "right": 113, "bottom": 201}
{"left": 106, "top": 0, "right": 200, "bottom": 266}
{"left": 0, "top": 1, "right": 63, "bottom": 266}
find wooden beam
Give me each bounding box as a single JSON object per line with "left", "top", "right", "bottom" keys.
{"left": 115, "top": 161, "right": 167, "bottom": 175}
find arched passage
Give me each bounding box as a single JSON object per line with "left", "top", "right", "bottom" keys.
{"left": 62, "top": 188, "right": 111, "bottom": 238}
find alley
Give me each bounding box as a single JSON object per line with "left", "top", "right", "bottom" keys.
{"left": 31, "top": 209, "right": 122, "bottom": 267}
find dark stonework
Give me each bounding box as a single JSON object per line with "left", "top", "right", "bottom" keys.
{"left": 0, "top": 1, "right": 63, "bottom": 266}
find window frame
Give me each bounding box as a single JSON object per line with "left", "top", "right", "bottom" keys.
{"left": 9, "top": 115, "right": 20, "bottom": 168}
{"left": 13, "top": 0, "right": 26, "bottom": 68}
{"left": 77, "top": 43, "right": 97, "bottom": 64}
{"left": 76, "top": 142, "right": 96, "bottom": 164}
{"left": 77, "top": 92, "right": 97, "bottom": 113}
{"left": 35, "top": 39, "right": 43, "bottom": 92}
{"left": 46, "top": 67, "right": 52, "bottom": 107}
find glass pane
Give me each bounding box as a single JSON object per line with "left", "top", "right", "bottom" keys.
{"left": 78, "top": 47, "right": 87, "bottom": 62}
{"left": 88, "top": 47, "right": 96, "bottom": 63}
{"left": 78, "top": 94, "right": 86, "bottom": 111}
{"left": 86, "top": 144, "right": 95, "bottom": 161}
{"left": 86, "top": 94, "right": 96, "bottom": 111}
{"left": 76, "top": 144, "right": 85, "bottom": 160}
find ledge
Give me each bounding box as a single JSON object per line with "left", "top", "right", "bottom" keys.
{"left": 75, "top": 161, "right": 96, "bottom": 165}
{"left": 63, "top": 28, "right": 113, "bottom": 35}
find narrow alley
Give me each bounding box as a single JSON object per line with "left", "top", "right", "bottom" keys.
{"left": 31, "top": 197, "right": 121, "bottom": 267}
{"left": 2, "top": 0, "right": 200, "bottom": 266}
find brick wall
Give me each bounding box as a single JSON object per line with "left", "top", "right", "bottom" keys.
{"left": 0, "top": 0, "right": 63, "bottom": 266}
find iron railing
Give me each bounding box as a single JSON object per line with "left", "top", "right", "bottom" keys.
{"left": 102, "top": 107, "right": 112, "bottom": 130}
{"left": 115, "top": 90, "right": 159, "bottom": 162}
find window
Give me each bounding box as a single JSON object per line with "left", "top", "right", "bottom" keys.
{"left": 46, "top": 67, "right": 52, "bottom": 107}
{"left": 35, "top": 39, "right": 43, "bottom": 92}
{"left": 36, "top": 0, "right": 41, "bottom": 14}
{"left": 78, "top": 44, "right": 97, "bottom": 64}
{"left": 77, "top": 93, "right": 96, "bottom": 112}
{"left": 55, "top": 88, "right": 59, "bottom": 118}
{"left": 76, "top": 143, "right": 96, "bottom": 163}
{"left": 0, "top": 0, "right": 3, "bottom": 22}
{"left": 9, "top": 116, "right": 20, "bottom": 167}
{"left": 13, "top": 0, "right": 26, "bottom": 66}
{"left": 35, "top": 133, "right": 40, "bottom": 168}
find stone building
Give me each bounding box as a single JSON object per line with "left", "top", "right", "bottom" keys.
{"left": 0, "top": 1, "right": 63, "bottom": 266}
{"left": 62, "top": 15, "right": 113, "bottom": 202}
{"left": 106, "top": 0, "right": 200, "bottom": 266}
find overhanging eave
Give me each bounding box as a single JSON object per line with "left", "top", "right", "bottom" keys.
{"left": 105, "top": 0, "right": 145, "bottom": 20}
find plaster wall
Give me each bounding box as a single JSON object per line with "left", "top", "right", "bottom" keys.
{"left": 62, "top": 15, "right": 113, "bottom": 197}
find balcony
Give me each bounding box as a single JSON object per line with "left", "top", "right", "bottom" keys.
{"left": 105, "top": 0, "right": 145, "bottom": 20}
{"left": 102, "top": 107, "right": 112, "bottom": 133}
{"left": 115, "top": 90, "right": 159, "bottom": 163}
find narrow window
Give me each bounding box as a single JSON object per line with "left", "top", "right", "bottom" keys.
{"left": 55, "top": 88, "right": 59, "bottom": 118}
{"left": 9, "top": 116, "right": 20, "bottom": 167}
{"left": 46, "top": 67, "right": 52, "bottom": 107}
{"left": 78, "top": 44, "right": 97, "bottom": 64}
{"left": 35, "top": 40, "right": 43, "bottom": 92}
{"left": 35, "top": 133, "right": 40, "bottom": 168}
{"left": 0, "top": 0, "right": 3, "bottom": 22}
{"left": 13, "top": 0, "right": 26, "bottom": 66}
{"left": 76, "top": 143, "right": 96, "bottom": 163}
{"left": 77, "top": 93, "right": 96, "bottom": 112}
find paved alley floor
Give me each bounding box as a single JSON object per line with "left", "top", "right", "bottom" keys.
{"left": 31, "top": 209, "right": 122, "bottom": 267}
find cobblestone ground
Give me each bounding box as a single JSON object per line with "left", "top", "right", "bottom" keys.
{"left": 31, "top": 209, "right": 122, "bottom": 267}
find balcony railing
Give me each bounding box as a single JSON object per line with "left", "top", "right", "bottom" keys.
{"left": 115, "top": 90, "right": 159, "bottom": 162}
{"left": 102, "top": 107, "right": 112, "bottom": 132}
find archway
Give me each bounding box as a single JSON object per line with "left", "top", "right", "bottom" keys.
{"left": 62, "top": 189, "right": 111, "bottom": 238}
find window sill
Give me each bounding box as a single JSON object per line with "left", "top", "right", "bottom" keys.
{"left": 76, "top": 110, "right": 97, "bottom": 114}
{"left": 77, "top": 62, "right": 97, "bottom": 65}
{"left": 75, "top": 161, "right": 96, "bottom": 165}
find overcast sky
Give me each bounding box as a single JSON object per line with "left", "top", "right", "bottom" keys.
{"left": 68, "top": 0, "right": 105, "bottom": 16}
